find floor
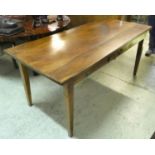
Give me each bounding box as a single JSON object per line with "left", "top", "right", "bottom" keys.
{"left": 0, "top": 34, "right": 155, "bottom": 139}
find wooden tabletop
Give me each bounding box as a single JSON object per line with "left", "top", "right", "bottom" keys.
{"left": 5, "top": 20, "right": 151, "bottom": 84}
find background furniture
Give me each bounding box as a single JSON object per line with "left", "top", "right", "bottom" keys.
{"left": 0, "top": 15, "right": 70, "bottom": 42}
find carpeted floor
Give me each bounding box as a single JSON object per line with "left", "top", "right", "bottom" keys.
{"left": 0, "top": 34, "right": 155, "bottom": 138}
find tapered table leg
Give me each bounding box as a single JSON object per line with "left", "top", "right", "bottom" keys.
{"left": 133, "top": 40, "right": 144, "bottom": 76}
{"left": 64, "top": 83, "right": 74, "bottom": 137}
{"left": 18, "top": 62, "right": 32, "bottom": 106}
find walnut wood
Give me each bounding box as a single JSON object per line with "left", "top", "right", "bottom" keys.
{"left": 64, "top": 83, "right": 74, "bottom": 137}
{"left": 133, "top": 40, "right": 144, "bottom": 76}
{"left": 5, "top": 20, "right": 151, "bottom": 85}
{"left": 18, "top": 62, "right": 32, "bottom": 106}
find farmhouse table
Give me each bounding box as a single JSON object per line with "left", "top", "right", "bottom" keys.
{"left": 5, "top": 20, "right": 151, "bottom": 137}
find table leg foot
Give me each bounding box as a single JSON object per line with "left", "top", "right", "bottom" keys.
{"left": 18, "top": 62, "right": 32, "bottom": 106}
{"left": 64, "top": 83, "right": 74, "bottom": 137}
{"left": 133, "top": 40, "right": 144, "bottom": 76}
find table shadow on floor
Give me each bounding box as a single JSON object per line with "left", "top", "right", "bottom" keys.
{"left": 35, "top": 78, "right": 132, "bottom": 138}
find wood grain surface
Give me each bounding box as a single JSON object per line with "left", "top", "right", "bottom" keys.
{"left": 5, "top": 20, "right": 151, "bottom": 85}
